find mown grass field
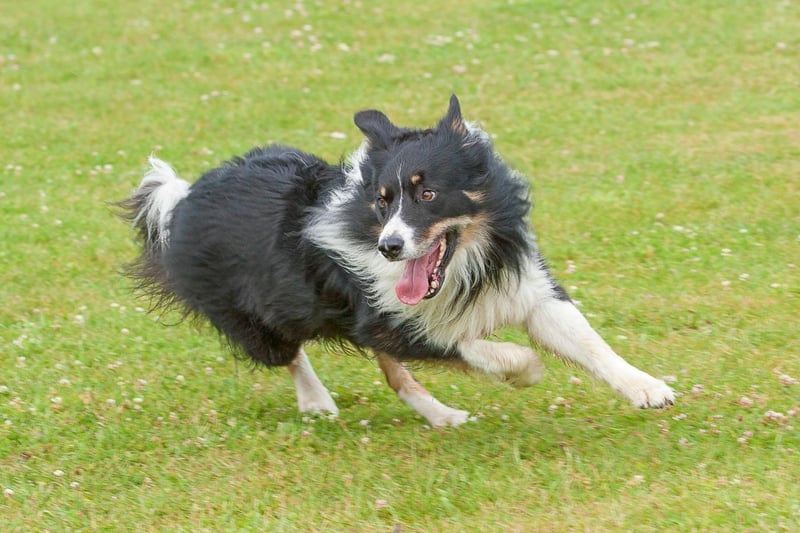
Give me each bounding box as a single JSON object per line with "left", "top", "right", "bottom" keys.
{"left": 2, "top": 0, "right": 799, "bottom": 530}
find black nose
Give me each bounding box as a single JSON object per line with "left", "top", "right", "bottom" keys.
{"left": 378, "top": 235, "right": 404, "bottom": 260}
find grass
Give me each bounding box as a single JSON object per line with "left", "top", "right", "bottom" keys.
{"left": 2, "top": 0, "right": 799, "bottom": 530}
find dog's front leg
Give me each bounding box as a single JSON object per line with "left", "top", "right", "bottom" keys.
{"left": 457, "top": 340, "right": 545, "bottom": 387}
{"left": 526, "top": 298, "right": 674, "bottom": 408}
{"left": 376, "top": 353, "right": 470, "bottom": 427}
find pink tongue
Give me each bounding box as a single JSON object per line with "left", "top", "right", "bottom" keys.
{"left": 395, "top": 246, "right": 438, "bottom": 305}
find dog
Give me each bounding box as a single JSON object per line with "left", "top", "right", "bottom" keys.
{"left": 118, "top": 95, "right": 674, "bottom": 427}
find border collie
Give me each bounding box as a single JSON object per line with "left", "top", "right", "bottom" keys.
{"left": 118, "top": 95, "right": 673, "bottom": 427}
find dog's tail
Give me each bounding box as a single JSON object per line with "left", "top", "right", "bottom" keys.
{"left": 119, "top": 156, "right": 191, "bottom": 251}
{"left": 116, "top": 156, "right": 191, "bottom": 309}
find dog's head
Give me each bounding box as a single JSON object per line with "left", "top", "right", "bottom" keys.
{"left": 353, "top": 95, "right": 494, "bottom": 305}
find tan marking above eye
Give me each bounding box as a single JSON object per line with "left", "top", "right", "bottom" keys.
{"left": 410, "top": 174, "right": 423, "bottom": 185}
{"left": 379, "top": 186, "right": 388, "bottom": 197}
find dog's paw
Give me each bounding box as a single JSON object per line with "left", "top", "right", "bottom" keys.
{"left": 426, "top": 406, "right": 470, "bottom": 428}
{"left": 503, "top": 346, "right": 545, "bottom": 388}
{"left": 621, "top": 372, "right": 675, "bottom": 409}
{"left": 401, "top": 392, "right": 470, "bottom": 427}
{"left": 297, "top": 390, "right": 339, "bottom": 416}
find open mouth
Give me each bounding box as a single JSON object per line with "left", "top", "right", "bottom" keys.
{"left": 394, "top": 231, "right": 457, "bottom": 305}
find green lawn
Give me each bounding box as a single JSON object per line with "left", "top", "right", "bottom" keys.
{"left": 2, "top": 0, "right": 798, "bottom": 530}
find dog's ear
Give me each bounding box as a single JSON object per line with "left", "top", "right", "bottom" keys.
{"left": 354, "top": 109, "right": 399, "bottom": 149}
{"left": 439, "top": 94, "right": 468, "bottom": 136}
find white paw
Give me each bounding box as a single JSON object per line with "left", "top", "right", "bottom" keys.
{"left": 503, "top": 346, "right": 545, "bottom": 388}
{"left": 400, "top": 391, "right": 470, "bottom": 427}
{"left": 297, "top": 390, "right": 339, "bottom": 416}
{"left": 621, "top": 372, "right": 675, "bottom": 409}
{"left": 426, "top": 406, "right": 471, "bottom": 428}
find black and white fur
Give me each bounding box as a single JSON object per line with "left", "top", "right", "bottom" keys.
{"left": 119, "top": 95, "right": 673, "bottom": 427}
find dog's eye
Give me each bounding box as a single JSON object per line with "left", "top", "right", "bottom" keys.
{"left": 376, "top": 197, "right": 388, "bottom": 209}
{"left": 420, "top": 190, "right": 436, "bottom": 202}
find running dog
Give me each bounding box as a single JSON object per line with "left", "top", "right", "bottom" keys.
{"left": 118, "top": 95, "right": 674, "bottom": 427}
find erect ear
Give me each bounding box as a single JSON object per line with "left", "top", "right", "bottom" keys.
{"left": 353, "top": 109, "right": 400, "bottom": 149}
{"left": 438, "top": 94, "right": 468, "bottom": 135}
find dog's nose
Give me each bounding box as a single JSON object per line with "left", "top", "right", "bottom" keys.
{"left": 378, "top": 235, "right": 404, "bottom": 260}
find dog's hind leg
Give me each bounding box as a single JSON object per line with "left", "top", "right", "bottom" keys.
{"left": 458, "top": 340, "right": 545, "bottom": 387}
{"left": 288, "top": 348, "right": 339, "bottom": 415}
{"left": 526, "top": 298, "right": 674, "bottom": 408}
{"left": 376, "top": 353, "right": 470, "bottom": 427}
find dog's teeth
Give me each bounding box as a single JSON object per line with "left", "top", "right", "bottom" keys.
{"left": 430, "top": 280, "right": 439, "bottom": 290}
